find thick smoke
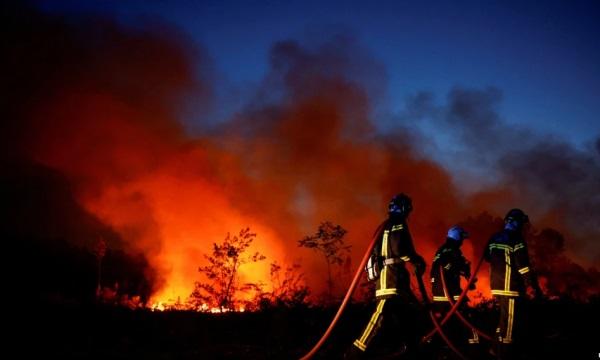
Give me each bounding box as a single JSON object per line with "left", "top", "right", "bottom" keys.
{"left": 2, "top": 2, "right": 597, "bottom": 304}
{"left": 405, "top": 87, "right": 600, "bottom": 267}
{"left": 1, "top": 2, "right": 209, "bottom": 302}
{"left": 446, "top": 88, "right": 535, "bottom": 159}
{"left": 499, "top": 141, "right": 600, "bottom": 263}
{"left": 2, "top": 160, "right": 157, "bottom": 303}
{"left": 529, "top": 228, "right": 600, "bottom": 300}
{"left": 209, "top": 37, "right": 479, "bottom": 294}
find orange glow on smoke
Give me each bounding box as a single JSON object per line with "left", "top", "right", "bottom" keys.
{"left": 26, "top": 94, "right": 289, "bottom": 306}
{"left": 8, "top": 6, "right": 598, "bottom": 310}
{"left": 28, "top": 92, "right": 496, "bottom": 306}
{"left": 84, "top": 170, "right": 285, "bottom": 306}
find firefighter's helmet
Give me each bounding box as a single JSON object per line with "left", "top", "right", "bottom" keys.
{"left": 504, "top": 208, "right": 529, "bottom": 231}
{"left": 447, "top": 225, "right": 469, "bottom": 242}
{"left": 388, "top": 193, "right": 412, "bottom": 217}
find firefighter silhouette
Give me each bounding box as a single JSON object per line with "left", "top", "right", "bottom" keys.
{"left": 346, "top": 193, "right": 426, "bottom": 359}
{"left": 485, "top": 208, "right": 541, "bottom": 360}
{"left": 430, "top": 225, "right": 480, "bottom": 354}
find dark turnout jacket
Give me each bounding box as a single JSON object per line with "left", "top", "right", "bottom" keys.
{"left": 375, "top": 216, "right": 423, "bottom": 299}
{"left": 485, "top": 230, "right": 534, "bottom": 297}
{"left": 430, "top": 241, "right": 471, "bottom": 301}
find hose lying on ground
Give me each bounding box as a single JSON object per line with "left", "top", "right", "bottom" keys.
{"left": 300, "top": 229, "right": 488, "bottom": 359}
{"left": 416, "top": 265, "right": 467, "bottom": 360}
{"left": 419, "top": 255, "right": 488, "bottom": 360}
{"left": 428, "top": 310, "right": 468, "bottom": 360}
{"left": 299, "top": 221, "right": 385, "bottom": 360}
{"left": 421, "top": 252, "right": 486, "bottom": 343}
{"left": 439, "top": 264, "right": 493, "bottom": 342}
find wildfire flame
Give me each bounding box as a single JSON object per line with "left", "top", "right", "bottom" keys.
{"left": 5, "top": 3, "right": 598, "bottom": 308}
{"left": 150, "top": 301, "right": 245, "bottom": 313}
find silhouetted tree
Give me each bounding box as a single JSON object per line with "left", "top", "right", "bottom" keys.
{"left": 190, "top": 228, "right": 266, "bottom": 311}
{"left": 299, "top": 221, "right": 350, "bottom": 301}
{"left": 529, "top": 228, "right": 600, "bottom": 300}
{"left": 268, "top": 261, "right": 310, "bottom": 307}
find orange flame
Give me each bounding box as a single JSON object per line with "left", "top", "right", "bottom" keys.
{"left": 16, "top": 12, "right": 593, "bottom": 306}
{"left": 84, "top": 172, "right": 286, "bottom": 306}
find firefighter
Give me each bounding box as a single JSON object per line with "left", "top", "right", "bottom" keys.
{"left": 485, "top": 208, "right": 541, "bottom": 360}
{"left": 430, "top": 225, "right": 479, "bottom": 353}
{"left": 346, "top": 193, "right": 426, "bottom": 359}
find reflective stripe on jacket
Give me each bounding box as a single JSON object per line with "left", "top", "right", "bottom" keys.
{"left": 375, "top": 218, "right": 420, "bottom": 298}
{"left": 430, "top": 243, "right": 470, "bottom": 301}
{"left": 485, "top": 230, "right": 533, "bottom": 297}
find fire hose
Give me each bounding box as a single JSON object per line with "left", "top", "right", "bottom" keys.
{"left": 416, "top": 256, "right": 488, "bottom": 360}
{"left": 299, "top": 221, "right": 385, "bottom": 360}
{"left": 412, "top": 260, "right": 467, "bottom": 360}
{"left": 439, "top": 264, "right": 493, "bottom": 342}
{"left": 421, "top": 257, "right": 493, "bottom": 360}
{"left": 299, "top": 227, "right": 487, "bottom": 360}
{"left": 428, "top": 311, "right": 468, "bottom": 360}
{"left": 421, "top": 253, "right": 485, "bottom": 343}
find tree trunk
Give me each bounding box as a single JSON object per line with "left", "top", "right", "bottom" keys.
{"left": 223, "top": 257, "right": 238, "bottom": 311}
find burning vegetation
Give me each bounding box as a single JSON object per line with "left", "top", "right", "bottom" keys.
{"left": 2, "top": 0, "right": 599, "bottom": 321}
{"left": 3, "top": 2, "right": 599, "bottom": 312}
{"left": 2, "top": 2, "right": 600, "bottom": 359}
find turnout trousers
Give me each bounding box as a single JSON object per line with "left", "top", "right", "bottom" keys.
{"left": 494, "top": 295, "right": 520, "bottom": 359}
{"left": 352, "top": 295, "right": 418, "bottom": 354}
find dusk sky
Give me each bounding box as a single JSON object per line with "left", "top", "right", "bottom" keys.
{"left": 5, "top": 0, "right": 600, "bottom": 316}
{"left": 4, "top": 4, "right": 600, "bottom": 356}
{"left": 38, "top": 0, "right": 600, "bottom": 147}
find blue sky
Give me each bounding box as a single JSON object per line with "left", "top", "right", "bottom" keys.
{"left": 38, "top": 0, "right": 600, "bottom": 146}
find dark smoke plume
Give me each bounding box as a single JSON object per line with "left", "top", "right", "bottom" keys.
{"left": 1, "top": 2, "right": 210, "bottom": 302}
{"left": 2, "top": 2, "right": 598, "bottom": 303}
{"left": 404, "top": 86, "right": 600, "bottom": 267}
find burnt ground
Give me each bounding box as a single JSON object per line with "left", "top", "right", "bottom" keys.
{"left": 8, "top": 298, "right": 599, "bottom": 360}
